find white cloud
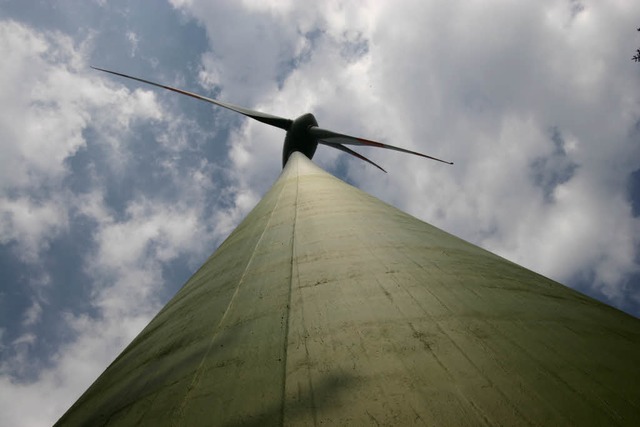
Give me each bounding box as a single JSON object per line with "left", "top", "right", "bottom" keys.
{"left": 0, "top": 20, "right": 164, "bottom": 261}
{"left": 170, "top": 0, "right": 305, "bottom": 105}
{"left": 126, "top": 31, "right": 140, "bottom": 58}
{"left": 0, "top": 196, "right": 69, "bottom": 262}
{"left": 21, "top": 301, "right": 43, "bottom": 328}
{"left": 0, "top": 19, "right": 204, "bottom": 427}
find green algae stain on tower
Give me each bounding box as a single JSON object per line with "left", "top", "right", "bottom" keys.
{"left": 57, "top": 153, "right": 640, "bottom": 426}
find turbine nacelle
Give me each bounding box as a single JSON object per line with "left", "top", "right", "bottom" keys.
{"left": 91, "top": 66, "right": 453, "bottom": 173}
{"left": 283, "top": 113, "right": 319, "bottom": 168}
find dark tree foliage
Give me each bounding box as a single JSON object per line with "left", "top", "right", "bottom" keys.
{"left": 634, "top": 28, "right": 640, "bottom": 63}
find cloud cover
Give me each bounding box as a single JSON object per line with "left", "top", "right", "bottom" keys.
{"left": 0, "top": 1, "right": 639, "bottom": 425}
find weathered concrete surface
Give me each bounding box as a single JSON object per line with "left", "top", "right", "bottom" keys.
{"left": 57, "top": 152, "right": 640, "bottom": 426}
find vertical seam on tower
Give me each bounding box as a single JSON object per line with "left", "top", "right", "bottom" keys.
{"left": 172, "top": 180, "right": 289, "bottom": 426}
{"left": 280, "top": 157, "right": 300, "bottom": 425}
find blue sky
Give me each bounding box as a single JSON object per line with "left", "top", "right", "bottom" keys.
{"left": 1, "top": 1, "right": 639, "bottom": 425}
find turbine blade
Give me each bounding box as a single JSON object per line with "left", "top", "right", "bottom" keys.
{"left": 319, "top": 141, "right": 387, "bottom": 173}
{"left": 309, "top": 126, "right": 453, "bottom": 165}
{"left": 91, "top": 66, "right": 293, "bottom": 130}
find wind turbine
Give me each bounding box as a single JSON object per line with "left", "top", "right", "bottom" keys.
{"left": 55, "top": 67, "right": 640, "bottom": 426}
{"left": 91, "top": 66, "right": 452, "bottom": 173}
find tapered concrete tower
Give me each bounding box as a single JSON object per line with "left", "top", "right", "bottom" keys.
{"left": 57, "top": 153, "right": 640, "bottom": 426}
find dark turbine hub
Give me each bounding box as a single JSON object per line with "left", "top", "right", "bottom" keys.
{"left": 283, "top": 113, "right": 319, "bottom": 167}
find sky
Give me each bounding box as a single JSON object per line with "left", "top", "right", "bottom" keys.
{"left": 0, "top": 1, "right": 639, "bottom": 425}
